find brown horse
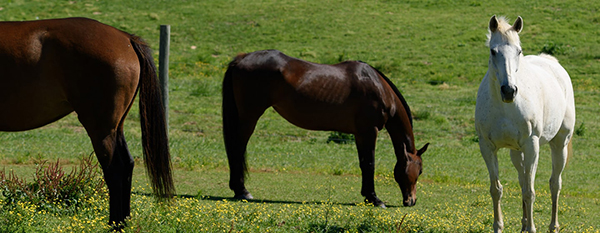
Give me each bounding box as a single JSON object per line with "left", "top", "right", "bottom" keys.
{"left": 222, "top": 50, "right": 428, "bottom": 207}
{"left": 0, "top": 18, "right": 174, "bottom": 225}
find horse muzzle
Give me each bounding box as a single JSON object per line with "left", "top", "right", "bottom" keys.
{"left": 500, "top": 85, "right": 517, "bottom": 103}
{"left": 403, "top": 196, "right": 417, "bottom": 207}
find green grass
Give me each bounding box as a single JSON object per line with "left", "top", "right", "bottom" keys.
{"left": 1, "top": 0, "right": 600, "bottom": 232}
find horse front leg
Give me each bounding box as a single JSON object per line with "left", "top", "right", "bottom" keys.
{"left": 354, "top": 131, "right": 385, "bottom": 208}
{"left": 520, "top": 139, "right": 540, "bottom": 233}
{"left": 479, "top": 138, "right": 503, "bottom": 233}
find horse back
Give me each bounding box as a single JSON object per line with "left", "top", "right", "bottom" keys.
{"left": 524, "top": 54, "right": 573, "bottom": 97}
{"left": 231, "top": 50, "right": 398, "bottom": 108}
{"left": 0, "top": 17, "right": 132, "bottom": 60}
{"left": 227, "top": 50, "right": 404, "bottom": 133}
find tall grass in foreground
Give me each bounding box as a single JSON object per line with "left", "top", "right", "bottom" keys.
{"left": 1, "top": 181, "right": 598, "bottom": 232}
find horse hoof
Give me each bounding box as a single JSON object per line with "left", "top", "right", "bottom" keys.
{"left": 364, "top": 198, "right": 385, "bottom": 208}
{"left": 233, "top": 193, "right": 254, "bottom": 200}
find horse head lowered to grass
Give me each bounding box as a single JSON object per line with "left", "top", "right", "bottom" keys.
{"left": 475, "top": 16, "right": 575, "bottom": 233}
{"left": 0, "top": 18, "right": 174, "bottom": 226}
{"left": 222, "top": 50, "right": 429, "bottom": 207}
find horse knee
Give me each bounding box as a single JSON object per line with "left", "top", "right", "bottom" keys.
{"left": 489, "top": 182, "right": 503, "bottom": 200}
{"left": 522, "top": 189, "right": 536, "bottom": 203}
{"left": 549, "top": 177, "right": 562, "bottom": 192}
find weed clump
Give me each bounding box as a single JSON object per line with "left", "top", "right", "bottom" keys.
{"left": 0, "top": 156, "right": 105, "bottom": 213}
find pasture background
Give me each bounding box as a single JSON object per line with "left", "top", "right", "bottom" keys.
{"left": 1, "top": 0, "right": 599, "bottom": 232}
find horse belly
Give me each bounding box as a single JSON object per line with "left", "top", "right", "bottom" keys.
{"left": 0, "top": 79, "right": 73, "bottom": 131}
{"left": 272, "top": 101, "right": 358, "bottom": 133}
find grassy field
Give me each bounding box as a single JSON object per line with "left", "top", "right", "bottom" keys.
{"left": 1, "top": 0, "right": 599, "bottom": 232}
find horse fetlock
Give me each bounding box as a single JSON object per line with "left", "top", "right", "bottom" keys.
{"left": 549, "top": 223, "right": 559, "bottom": 233}
{"left": 493, "top": 221, "right": 504, "bottom": 233}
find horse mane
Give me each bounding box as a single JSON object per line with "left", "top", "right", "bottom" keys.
{"left": 486, "top": 16, "right": 520, "bottom": 47}
{"left": 366, "top": 64, "right": 413, "bottom": 126}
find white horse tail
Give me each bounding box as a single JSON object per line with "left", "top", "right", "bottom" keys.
{"left": 567, "top": 138, "right": 573, "bottom": 164}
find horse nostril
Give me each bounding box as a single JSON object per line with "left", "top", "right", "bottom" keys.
{"left": 501, "top": 85, "right": 518, "bottom": 97}
{"left": 501, "top": 85, "right": 513, "bottom": 95}
{"left": 403, "top": 197, "right": 417, "bottom": 207}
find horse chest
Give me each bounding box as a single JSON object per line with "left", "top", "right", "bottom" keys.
{"left": 477, "top": 97, "right": 562, "bottom": 150}
{"left": 477, "top": 96, "right": 540, "bottom": 145}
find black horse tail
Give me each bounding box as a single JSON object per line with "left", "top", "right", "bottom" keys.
{"left": 130, "top": 35, "right": 175, "bottom": 199}
{"left": 222, "top": 55, "right": 249, "bottom": 178}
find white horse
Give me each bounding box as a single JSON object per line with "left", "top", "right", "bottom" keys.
{"left": 475, "top": 16, "right": 575, "bottom": 233}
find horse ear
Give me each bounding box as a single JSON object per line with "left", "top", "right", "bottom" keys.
{"left": 489, "top": 15, "right": 499, "bottom": 32}
{"left": 417, "top": 143, "right": 429, "bottom": 157}
{"left": 512, "top": 16, "right": 523, "bottom": 33}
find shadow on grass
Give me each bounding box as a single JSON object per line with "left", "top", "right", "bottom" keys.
{"left": 132, "top": 191, "right": 402, "bottom": 208}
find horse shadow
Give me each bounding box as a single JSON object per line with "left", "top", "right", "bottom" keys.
{"left": 132, "top": 191, "right": 402, "bottom": 208}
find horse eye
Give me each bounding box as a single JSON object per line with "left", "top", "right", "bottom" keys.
{"left": 490, "top": 49, "right": 496, "bottom": 56}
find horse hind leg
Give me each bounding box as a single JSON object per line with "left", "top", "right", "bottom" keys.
{"left": 112, "top": 131, "right": 134, "bottom": 227}
{"left": 111, "top": 131, "right": 134, "bottom": 225}
{"left": 520, "top": 138, "right": 541, "bottom": 233}
{"left": 81, "top": 123, "right": 134, "bottom": 226}
{"left": 72, "top": 88, "right": 137, "bottom": 225}
{"left": 223, "top": 105, "right": 269, "bottom": 200}
{"left": 548, "top": 137, "right": 570, "bottom": 232}
{"left": 510, "top": 149, "right": 528, "bottom": 232}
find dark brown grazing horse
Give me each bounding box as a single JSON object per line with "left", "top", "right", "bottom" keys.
{"left": 0, "top": 18, "right": 174, "bottom": 225}
{"left": 223, "top": 50, "right": 429, "bottom": 207}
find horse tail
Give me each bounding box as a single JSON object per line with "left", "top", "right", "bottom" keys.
{"left": 567, "top": 137, "right": 573, "bottom": 165}
{"left": 222, "top": 55, "right": 248, "bottom": 176}
{"left": 369, "top": 66, "right": 413, "bottom": 127}
{"left": 130, "top": 35, "right": 175, "bottom": 199}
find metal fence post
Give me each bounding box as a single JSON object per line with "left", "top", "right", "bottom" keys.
{"left": 159, "top": 25, "right": 170, "bottom": 130}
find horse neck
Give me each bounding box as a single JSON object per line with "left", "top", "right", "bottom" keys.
{"left": 388, "top": 107, "right": 417, "bottom": 160}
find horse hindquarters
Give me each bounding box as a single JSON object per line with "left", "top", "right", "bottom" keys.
{"left": 69, "top": 33, "right": 149, "bottom": 225}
